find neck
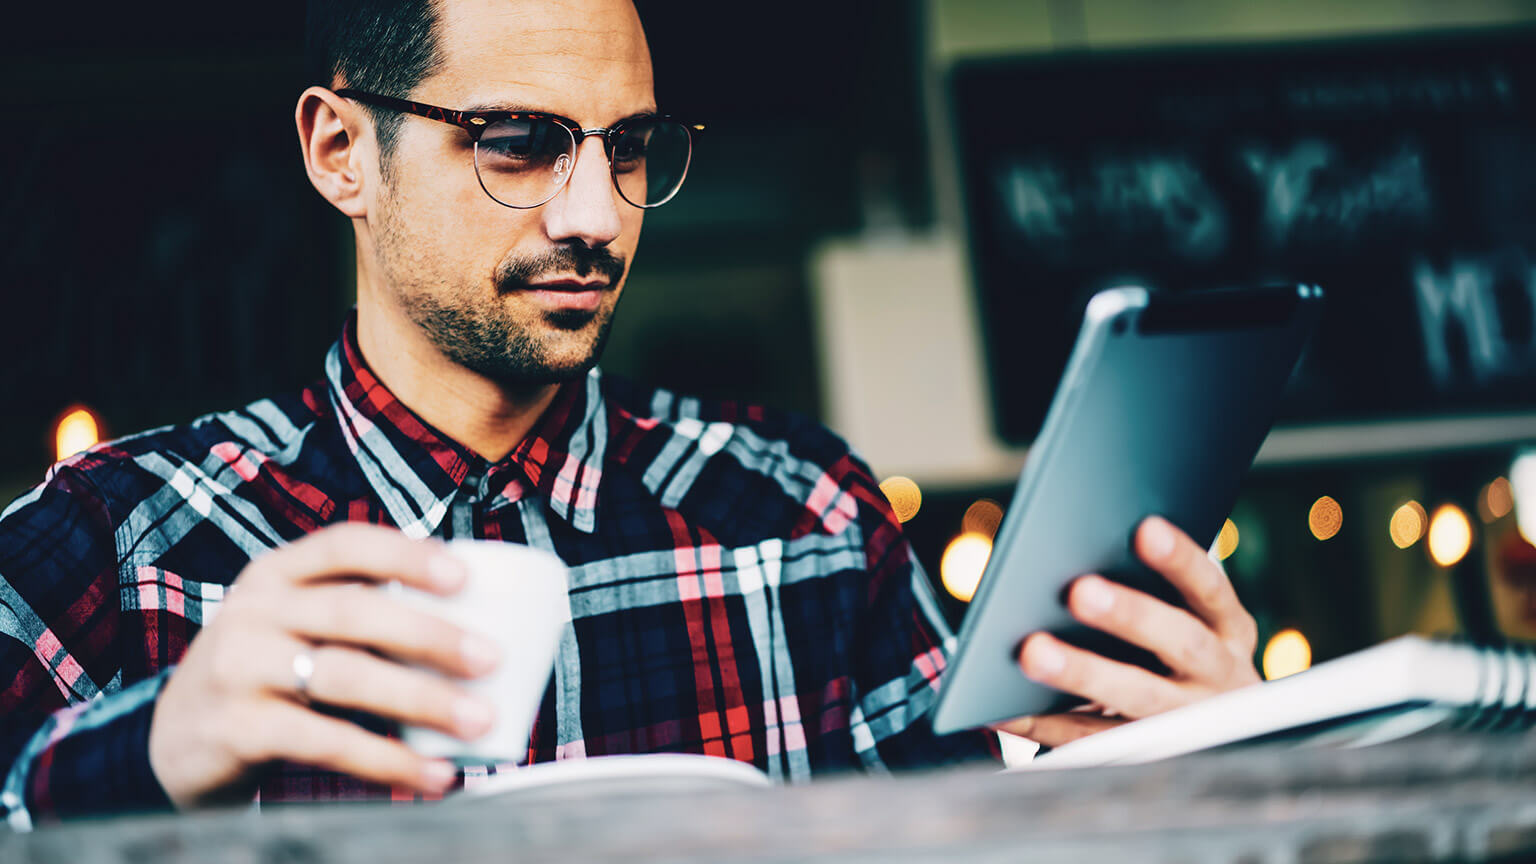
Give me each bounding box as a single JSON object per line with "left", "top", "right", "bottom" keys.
{"left": 355, "top": 300, "right": 558, "bottom": 464}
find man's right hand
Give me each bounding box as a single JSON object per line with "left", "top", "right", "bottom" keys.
{"left": 147, "top": 524, "right": 502, "bottom": 809}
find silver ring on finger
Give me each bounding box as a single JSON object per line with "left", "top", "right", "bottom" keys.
{"left": 292, "top": 648, "right": 317, "bottom": 702}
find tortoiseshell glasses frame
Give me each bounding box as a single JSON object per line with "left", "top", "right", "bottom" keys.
{"left": 335, "top": 88, "right": 701, "bottom": 209}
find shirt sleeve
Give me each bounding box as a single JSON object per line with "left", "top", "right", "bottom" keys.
{"left": 838, "top": 455, "right": 1000, "bottom": 771}
{"left": 0, "top": 464, "right": 173, "bottom": 830}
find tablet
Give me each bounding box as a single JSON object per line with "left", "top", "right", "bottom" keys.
{"left": 929, "top": 284, "right": 1322, "bottom": 734}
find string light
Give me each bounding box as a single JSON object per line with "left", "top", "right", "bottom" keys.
{"left": 1213, "top": 519, "right": 1240, "bottom": 561}
{"left": 54, "top": 407, "right": 102, "bottom": 462}
{"left": 1308, "top": 496, "right": 1343, "bottom": 541}
{"left": 1427, "top": 504, "right": 1473, "bottom": 568}
{"left": 941, "top": 533, "right": 992, "bottom": 602}
{"left": 1262, "top": 629, "right": 1312, "bottom": 680}
{"left": 878, "top": 476, "right": 922, "bottom": 524}
{"left": 1388, "top": 501, "right": 1427, "bottom": 550}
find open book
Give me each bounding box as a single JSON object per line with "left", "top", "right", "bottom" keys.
{"left": 1018, "top": 635, "right": 1536, "bottom": 771}
{"left": 456, "top": 753, "right": 773, "bottom": 801}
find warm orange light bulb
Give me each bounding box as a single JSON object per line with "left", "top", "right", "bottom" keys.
{"left": 1214, "top": 519, "right": 1240, "bottom": 561}
{"left": 1308, "top": 496, "right": 1343, "bottom": 541}
{"left": 1427, "top": 504, "right": 1473, "bottom": 568}
{"left": 1484, "top": 477, "right": 1514, "bottom": 522}
{"left": 878, "top": 476, "right": 922, "bottom": 524}
{"left": 961, "top": 499, "right": 1005, "bottom": 539}
{"left": 940, "top": 533, "right": 992, "bottom": 603}
{"left": 55, "top": 407, "right": 101, "bottom": 462}
{"left": 1262, "top": 629, "right": 1312, "bottom": 680}
{"left": 1389, "top": 501, "right": 1427, "bottom": 550}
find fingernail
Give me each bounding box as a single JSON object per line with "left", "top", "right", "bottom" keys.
{"left": 1076, "top": 577, "right": 1115, "bottom": 616}
{"left": 1144, "top": 517, "right": 1175, "bottom": 561}
{"left": 1027, "top": 638, "right": 1066, "bottom": 679}
{"left": 428, "top": 554, "right": 467, "bottom": 591}
{"left": 421, "top": 760, "right": 457, "bottom": 789}
{"left": 454, "top": 697, "right": 494, "bottom": 737}
{"left": 460, "top": 632, "right": 501, "bottom": 674}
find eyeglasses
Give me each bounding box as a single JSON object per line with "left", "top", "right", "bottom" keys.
{"left": 335, "top": 89, "right": 700, "bottom": 209}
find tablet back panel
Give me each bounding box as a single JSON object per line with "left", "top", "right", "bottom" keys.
{"left": 930, "top": 285, "right": 1322, "bottom": 734}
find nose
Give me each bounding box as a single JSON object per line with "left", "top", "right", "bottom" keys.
{"left": 540, "top": 135, "right": 623, "bottom": 249}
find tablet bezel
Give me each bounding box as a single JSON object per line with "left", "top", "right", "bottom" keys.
{"left": 929, "top": 284, "right": 1323, "bottom": 734}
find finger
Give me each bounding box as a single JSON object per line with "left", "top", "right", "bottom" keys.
{"left": 252, "top": 635, "right": 495, "bottom": 741}
{"left": 994, "top": 713, "right": 1126, "bottom": 748}
{"left": 246, "top": 523, "right": 467, "bottom": 595}
{"left": 1065, "top": 575, "right": 1237, "bottom": 685}
{"left": 280, "top": 584, "right": 500, "bottom": 679}
{"left": 1135, "top": 517, "right": 1256, "bottom": 649}
{"left": 237, "top": 700, "right": 458, "bottom": 795}
{"left": 298, "top": 644, "right": 495, "bottom": 742}
{"left": 1018, "top": 632, "right": 1189, "bottom": 720}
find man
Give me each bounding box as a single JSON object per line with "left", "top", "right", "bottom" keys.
{"left": 0, "top": 0, "right": 1258, "bottom": 827}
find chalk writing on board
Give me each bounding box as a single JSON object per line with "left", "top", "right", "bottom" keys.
{"left": 1415, "top": 254, "right": 1536, "bottom": 389}
{"left": 999, "top": 157, "right": 1227, "bottom": 259}
{"left": 956, "top": 30, "right": 1536, "bottom": 441}
{"left": 997, "top": 141, "right": 1431, "bottom": 259}
{"left": 1244, "top": 140, "right": 1432, "bottom": 248}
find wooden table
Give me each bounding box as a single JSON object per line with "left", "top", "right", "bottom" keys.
{"left": 6, "top": 731, "right": 1534, "bottom": 863}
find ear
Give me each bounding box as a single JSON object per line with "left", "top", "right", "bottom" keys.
{"left": 295, "top": 86, "right": 371, "bottom": 219}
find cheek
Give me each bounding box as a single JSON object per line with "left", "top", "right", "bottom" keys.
{"left": 392, "top": 182, "right": 546, "bottom": 278}
{"left": 617, "top": 207, "right": 645, "bottom": 260}
{"left": 392, "top": 134, "right": 521, "bottom": 241}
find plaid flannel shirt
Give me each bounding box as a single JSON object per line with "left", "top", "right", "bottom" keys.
{"left": 0, "top": 318, "right": 996, "bottom": 828}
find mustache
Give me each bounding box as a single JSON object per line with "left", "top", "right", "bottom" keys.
{"left": 494, "top": 245, "right": 627, "bottom": 293}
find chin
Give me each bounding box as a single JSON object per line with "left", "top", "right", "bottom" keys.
{"left": 535, "top": 346, "right": 602, "bottom": 378}
{"left": 534, "top": 311, "right": 613, "bottom": 370}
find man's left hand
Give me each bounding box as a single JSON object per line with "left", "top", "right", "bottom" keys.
{"left": 997, "top": 516, "right": 1261, "bottom": 748}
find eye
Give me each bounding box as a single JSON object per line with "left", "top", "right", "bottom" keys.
{"left": 611, "top": 125, "right": 654, "bottom": 173}
{"left": 477, "top": 119, "right": 568, "bottom": 170}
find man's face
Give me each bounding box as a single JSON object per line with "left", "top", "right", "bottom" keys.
{"left": 368, "top": 0, "right": 654, "bottom": 388}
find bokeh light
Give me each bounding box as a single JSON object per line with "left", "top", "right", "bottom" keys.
{"left": 1427, "top": 504, "right": 1473, "bottom": 568}
{"left": 1308, "top": 496, "right": 1343, "bottom": 541}
{"left": 961, "top": 499, "right": 1005, "bottom": 539}
{"left": 1214, "top": 518, "right": 1240, "bottom": 561}
{"left": 1512, "top": 453, "right": 1536, "bottom": 546}
{"left": 54, "top": 407, "right": 101, "bottom": 462}
{"left": 879, "top": 476, "right": 922, "bottom": 524}
{"left": 941, "top": 533, "right": 993, "bottom": 603}
{"left": 1480, "top": 477, "right": 1513, "bottom": 523}
{"left": 1262, "top": 628, "right": 1312, "bottom": 680}
{"left": 1388, "top": 500, "right": 1427, "bottom": 550}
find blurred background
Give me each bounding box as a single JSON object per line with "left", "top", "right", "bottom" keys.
{"left": 6, "top": 0, "right": 1536, "bottom": 678}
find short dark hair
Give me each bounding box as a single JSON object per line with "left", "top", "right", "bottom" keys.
{"left": 305, "top": 0, "right": 444, "bottom": 165}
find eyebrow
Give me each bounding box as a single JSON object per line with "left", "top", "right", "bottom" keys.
{"left": 461, "top": 103, "right": 661, "bottom": 125}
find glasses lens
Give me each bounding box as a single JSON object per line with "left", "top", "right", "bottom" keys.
{"left": 611, "top": 120, "right": 692, "bottom": 208}
{"left": 474, "top": 118, "right": 576, "bottom": 208}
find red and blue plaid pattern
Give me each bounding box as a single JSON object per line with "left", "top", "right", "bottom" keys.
{"left": 0, "top": 318, "right": 996, "bottom": 828}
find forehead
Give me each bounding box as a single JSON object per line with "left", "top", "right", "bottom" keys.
{"left": 426, "top": 0, "right": 655, "bottom": 122}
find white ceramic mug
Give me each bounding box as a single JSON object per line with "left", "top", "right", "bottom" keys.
{"left": 390, "top": 539, "right": 571, "bottom": 765}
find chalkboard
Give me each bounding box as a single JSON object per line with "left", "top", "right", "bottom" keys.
{"left": 953, "top": 28, "right": 1536, "bottom": 446}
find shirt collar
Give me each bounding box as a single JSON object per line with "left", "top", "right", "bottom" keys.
{"left": 325, "top": 316, "right": 606, "bottom": 537}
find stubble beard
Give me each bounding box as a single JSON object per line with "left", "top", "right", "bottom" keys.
{"left": 377, "top": 190, "right": 627, "bottom": 393}
{"left": 406, "top": 290, "right": 618, "bottom": 392}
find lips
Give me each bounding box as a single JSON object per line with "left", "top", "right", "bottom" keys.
{"left": 526, "top": 278, "right": 609, "bottom": 292}
{"left": 522, "top": 277, "right": 609, "bottom": 312}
